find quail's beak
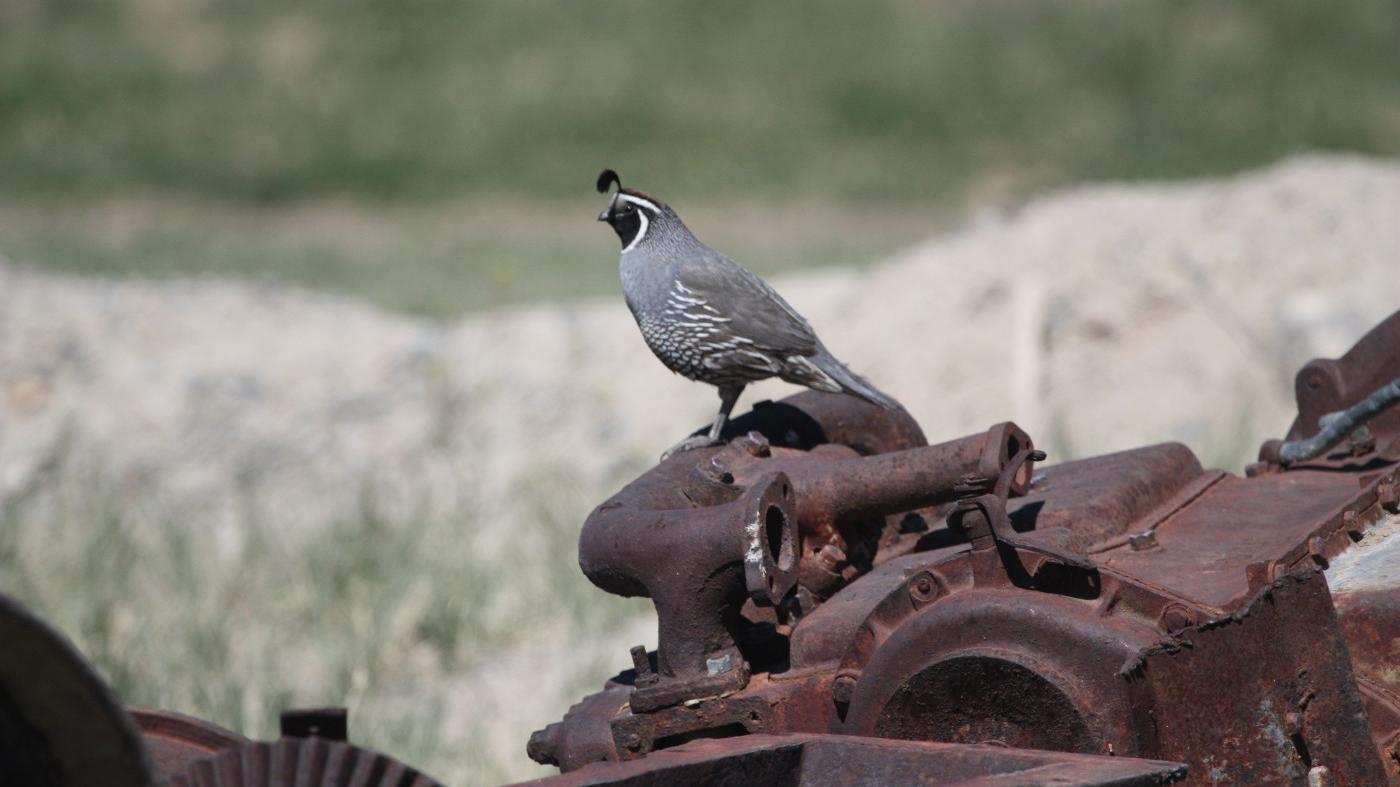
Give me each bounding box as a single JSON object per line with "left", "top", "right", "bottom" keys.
{"left": 598, "top": 195, "right": 619, "bottom": 223}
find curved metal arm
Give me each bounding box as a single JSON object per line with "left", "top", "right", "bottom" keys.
{"left": 1279, "top": 376, "right": 1400, "bottom": 464}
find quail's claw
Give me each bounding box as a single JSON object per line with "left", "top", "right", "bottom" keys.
{"left": 660, "top": 434, "right": 722, "bottom": 462}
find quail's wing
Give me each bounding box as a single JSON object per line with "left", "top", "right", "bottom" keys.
{"left": 673, "top": 253, "right": 819, "bottom": 357}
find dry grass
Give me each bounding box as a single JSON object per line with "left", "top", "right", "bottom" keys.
{"left": 0, "top": 443, "right": 651, "bottom": 785}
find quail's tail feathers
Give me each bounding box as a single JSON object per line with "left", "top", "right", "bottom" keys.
{"left": 809, "top": 349, "right": 903, "bottom": 411}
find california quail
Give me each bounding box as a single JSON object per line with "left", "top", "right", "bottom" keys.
{"left": 596, "top": 169, "right": 902, "bottom": 457}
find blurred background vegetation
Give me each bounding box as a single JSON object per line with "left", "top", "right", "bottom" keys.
{"left": 3, "top": 2, "right": 1399, "bottom": 784}
{"left": 2, "top": 0, "right": 1397, "bottom": 315}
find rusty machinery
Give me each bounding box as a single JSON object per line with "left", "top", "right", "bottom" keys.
{"left": 2, "top": 312, "right": 1399, "bottom": 786}
{"left": 0, "top": 588, "right": 444, "bottom": 786}
{"left": 526, "top": 308, "right": 1400, "bottom": 786}
{"left": 0, "top": 587, "right": 443, "bottom": 785}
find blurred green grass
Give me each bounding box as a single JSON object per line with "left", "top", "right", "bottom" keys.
{"left": 0, "top": 196, "right": 933, "bottom": 316}
{"left": 0, "top": 442, "right": 654, "bottom": 785}
{"left": 1, "top": 0, "right": 1397, "bottom": 315}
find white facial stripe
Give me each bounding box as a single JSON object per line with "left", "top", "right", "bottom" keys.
{"left": 617, "top": 193, "right": 662, "bottom": 214}
{"left": 621, "top": 209, "right": 649, "bottom": 253}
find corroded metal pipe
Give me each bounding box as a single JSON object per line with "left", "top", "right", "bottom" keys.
{"left": 726, "top": 422, "right": 1034, "bottom": 538}
{"left": 580, "top": 468, "right": 798, "bottom": 709}
{"left": 578, "top": 392, "right": 1033, "bottom": 711}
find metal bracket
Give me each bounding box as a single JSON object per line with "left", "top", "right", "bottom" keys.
{"left": 951, "top": 446, "right": 1096, "bottom": 578}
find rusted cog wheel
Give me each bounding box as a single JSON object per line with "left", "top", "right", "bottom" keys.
{"left": 0, "top": 593, "right": 155, "bottom": 787}
{"left": 169, "top": 736, "right": 444, "bottom": 787}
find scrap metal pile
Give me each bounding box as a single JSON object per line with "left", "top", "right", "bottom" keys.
{"left": 2, "top": 311, "right": 1398, "bottom": 786}
{"left": 0, "top": 584, "right": 444, "bottom": 786}
{"left": 526, "top": 309, "right": 1400, "bottom": 786}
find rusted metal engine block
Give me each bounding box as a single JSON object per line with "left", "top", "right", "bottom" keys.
{"left": 527, "top": 309, "right": 1400, "bottom": 786}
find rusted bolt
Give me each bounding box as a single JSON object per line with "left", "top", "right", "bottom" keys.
{"left": 1128, "top": 531, "right": 1158, "bottom": 551}
{"left": 1343, "top": 509, "right": 1363, "bottom": 537}
{"left": 1307, "top": 536, "right": 1328, "bottom": 565}
{"left": 527, "top": 726, "right": 561, "bottom": 767}
{"left": 630, "top": 645, "right": 658, "bottom": 687}
{"left": 740, "top": 431, "right": 772, "bottom": 457}
{"left": 1379, "top": 479, "right": 1400, "bottom": 513}
{"left": 832, "top": 672, "right": 859, "bottom": 704}
{"left": 1159, "top": 604, "right": 1195, "bottom": 632}
{"left": 908, "top": 571, "right": 941, "bottom": 605}
{"left": 705, "top": 457, "right": 734, "bottom": 484}
{"left": 815, "top": 544, "right": 846, "bottom": 571}
{"left": 1284, "top": 711, "right": 1303, "bottom": 737}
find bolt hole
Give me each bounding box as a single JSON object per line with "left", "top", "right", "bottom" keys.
{"left": 764, "top": 504, "right": 794, "bottom": 574}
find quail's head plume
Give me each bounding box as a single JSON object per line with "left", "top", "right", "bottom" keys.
{"left": 597, "top": 169, "right": 902, "bottom": 459}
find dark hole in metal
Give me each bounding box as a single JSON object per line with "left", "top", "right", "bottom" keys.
{"left": 1291, "top": 731, "right": 1313, "bottom": 769}
{"left": 874, "top": 657, "right": 1095, "bottom": 754}
{"left": 765, "top": 505, "right": 787, "bottom": 569}
{"left": 653, "top": 723, "right": 750, "bottom": 751}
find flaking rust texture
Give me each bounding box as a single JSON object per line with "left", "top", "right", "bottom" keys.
{"left": 528, "top": 308, "right": 1400, "bottom": 786}
{"left": 1121, "top": 571, "right": 1384, "bottom": 784}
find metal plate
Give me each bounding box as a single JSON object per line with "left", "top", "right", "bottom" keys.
{"left": 515, "top": 733, "right": 1187, "bottom": 786}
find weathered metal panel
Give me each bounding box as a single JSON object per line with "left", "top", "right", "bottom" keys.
{"left": 516, "top": 733, "right": 1187, "bottom": 787}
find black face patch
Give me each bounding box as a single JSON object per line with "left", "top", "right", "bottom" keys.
{"left": 611, "top": 209, "right": 642, "bottom": 248}
{"left": 604, "top": 197, "right": 654, "bottom": 250}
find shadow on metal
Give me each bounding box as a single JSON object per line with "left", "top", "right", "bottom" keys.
{"left": 516, "top": 733, "right": 1187, "bottom": 786}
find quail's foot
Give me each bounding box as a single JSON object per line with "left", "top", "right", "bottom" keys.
{"left": 660, "top": 434, "right": 722, "bottom": 462}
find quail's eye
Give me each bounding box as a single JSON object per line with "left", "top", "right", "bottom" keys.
{"left": 620, "top": 203, "right": 635, "bottom": 214}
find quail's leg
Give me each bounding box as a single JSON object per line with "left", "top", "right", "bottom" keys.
{"left": 661, "top": 384, "right": 745, "bottom": 460}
